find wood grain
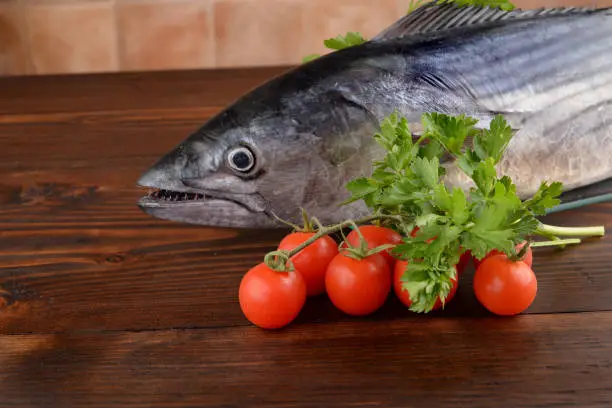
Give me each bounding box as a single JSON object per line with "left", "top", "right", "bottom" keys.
{"left": 1, "top": 312, "right": 612, "bottom": 407}
{"left": 2, "top": 67, "right": 612, "bottom": 406}
{"left": 0, "top": 67, "right": 292, "bottom": 115}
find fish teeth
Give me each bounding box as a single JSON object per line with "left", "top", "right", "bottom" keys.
{"left": 147, "top": 189, "right": 205, "bottom": 201}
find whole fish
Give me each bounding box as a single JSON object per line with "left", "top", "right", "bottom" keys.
{"left": 137, "top": 4, "right": 612, "bottom": 229}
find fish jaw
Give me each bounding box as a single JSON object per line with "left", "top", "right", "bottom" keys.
{"left": 137, "top": 159, "right": 279, "bottom": 229}
{"left": 137, "top": 193, "right": 278, "bottom": 229}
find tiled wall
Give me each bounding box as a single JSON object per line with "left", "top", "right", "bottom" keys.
{"left": 0, "top": 0, "right": 605, "bottom": 76}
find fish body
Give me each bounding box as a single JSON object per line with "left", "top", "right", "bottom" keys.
{"left": 137, "top": 4, "right": 612, "bottom": 229}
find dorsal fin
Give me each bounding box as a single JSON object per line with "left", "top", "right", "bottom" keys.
{"left": 372, "top": 2, "right": 599, "bottom": 40}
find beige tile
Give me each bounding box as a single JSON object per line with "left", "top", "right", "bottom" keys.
{"left": 397, "top": 0, "right": 428, "bottom": 14}
{"left": 301, "top": 0, "right": 402, "bottom": 58}
{"left": 213, "top": 0, "right": 403, "bottom": 68}
{"left": 213, "top": 0, "right": 306, "bottom": 67}
{"left": 23, "top": 0, "right": 110, "bottom": 3}
{"left": 117, "top": 0, "right": 214, "bottom": 71}
{"left": 24, "top": 2, "right": 118, "bottom": 75}
{"left": 0, "top": 3, "right": 32, "bottom": 75}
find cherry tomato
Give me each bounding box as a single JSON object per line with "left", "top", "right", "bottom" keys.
{"left": 325, "top": 251, "right": 391, "bottom": 316}
{"left": 344, "top": 225, "right": 402, "bottom": 268}
{"left": 278, "top": 232, "right": 338, "bottom": 296}
{"left": 239, "top": 263, "right": 306, "bottom": 329}
{"left": 473, "top": 255, "right": 537, "bottom": 316}
{"left": 473, "top": 241, "right": 533, "bottom": 270}
{"left": 393, "top": 260, "right": 459, "bottom": 311}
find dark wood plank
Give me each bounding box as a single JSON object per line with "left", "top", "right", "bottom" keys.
{"left": 0, "top": 108, "right": 214, "bottom": 169}
{"left": 1, "top": 312, "right": 612, "bottom": 407}
{"left": 0, "top": 67, "right": 293, "bottom": 115}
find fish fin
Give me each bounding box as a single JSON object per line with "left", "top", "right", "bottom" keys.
{"left": 373, "top": 2, "right": 602, "bottom": 40}
{"left": 547, "top": 177, "right": 612, "bottom": 213}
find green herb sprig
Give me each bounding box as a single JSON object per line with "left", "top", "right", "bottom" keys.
{"left": 342, "top": 112, "right": 603, "bottom": 312}
{"left": 302, "top": 32, "right": 367, "bottom": 63}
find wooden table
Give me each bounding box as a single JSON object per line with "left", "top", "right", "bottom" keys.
{"left": 1, "top": 67, "right": 612, "bottom": 408}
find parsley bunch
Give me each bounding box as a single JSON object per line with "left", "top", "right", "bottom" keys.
{"left": 343, "top": 112, "right": 569, "bottom": 312}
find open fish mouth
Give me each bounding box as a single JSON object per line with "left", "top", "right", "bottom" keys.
{"left": 141, "top": 188, "right": 208, "bottom": 203}
{"left": 136, "top": 186, "right": 278, "bottom": 228}
{"left": 138, "top": 187, "right": 268, "bottom": 214}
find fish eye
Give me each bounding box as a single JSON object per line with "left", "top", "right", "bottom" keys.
{"left": 227, "top": 146, "right": 255, "bottom": 173}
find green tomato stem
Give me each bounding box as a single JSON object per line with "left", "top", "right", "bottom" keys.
{"left": 509, "top": 240, "right": 531, "bottom": 262}
{"left": 263, "top": 214, "right": 403, "bottom": 271}
{"left": 263, "top": 251, "right": 295, "bottom": 272}
{"left": 537, "top": 223, "right": 605, "bottom": 238}
{"left": 285, "top": 214, "right": 401, "bottom": 257}
{"left": 530, "top": 238, "right": 582, "bottom": 248}
{"left": 301, "top": 208, "right": 313, "bottom": 233}
{"left": 270, "top": 212, "right": 301, "bottom": 231}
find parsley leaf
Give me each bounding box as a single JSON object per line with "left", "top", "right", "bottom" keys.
{"left": 523, "top": 181, "right": 563, "bottom": 216}
{"left": 422, "top": 112, "right": 479, "bottom": 156}
{"left": 412, "top": 157, "right": 440, "bottom": 189}
{"left": 302, "top": 54, "right": 321, "bottom": 63}
{"left": 449, "top": 187, "right": 469, "bottom": 225}
{"left": 344, "top": 178, "right": 379, "bottom": 207}
{"left": 473, "top": 115, "right": 514, "bottom": 163}
{"left": 323, "top": 32, "right": 367, "bottom": 50}
{"left": 472, "top": 157, "right": 497, "bottom": 196}
{"left": 464, "top": 202, "right": 515, "bottom": 259}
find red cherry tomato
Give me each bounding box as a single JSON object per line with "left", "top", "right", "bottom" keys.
{"left": 344, "top": 225, "right": 402, "bottom": 268}
{"left": 393, "top": 260, "right": 459, "bottom": 310}
{"left": 325, "top": 251, "right": 391, "bottom": 316}
{"left": 473, "top": 255, "right": 537, "bottom": 316}
{"left": 278, "top": 232, "right": 338, "bottom": 296}
{"left": 239, "top": 263, "right": 306, "bottom": 329}
{"left": 473, "top": 241, "right": 533, "bottom": 270}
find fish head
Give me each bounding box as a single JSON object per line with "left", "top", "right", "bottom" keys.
{"left": 137, "top": 89, "right": 381, "bottom": 229}
{"left": 137, "top": 106, "right": 302, "bottom": 228}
